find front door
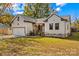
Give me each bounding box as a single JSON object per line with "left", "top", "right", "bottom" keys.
{"left": 37, "top": 24, "right": 44, "bottom": 36}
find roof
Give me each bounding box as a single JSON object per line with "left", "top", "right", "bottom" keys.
{"left": 36, "top": 18, "right": 46, "bottom": 23}
{"left": 22, "top": 16, "right": 36, "bottom": 23}
{"left": 44, "top": 13, "right": 70, "bottom": 22}
{"left": 0, "top": 23, "right": 9, "bottom": 29}
{"left": 10, "top": 14, "right": 70, "bottom": 25}
{"left": 11, "top": 15, "right": 36, "bottom": 24}
{"left": 61, "top": 16, "right": 70, "bottom": 21}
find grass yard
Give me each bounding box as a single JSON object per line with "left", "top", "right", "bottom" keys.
{"left": 0, "top": 32, "right": 79, "bottom": 56}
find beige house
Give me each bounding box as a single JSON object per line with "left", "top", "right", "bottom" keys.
{"left": 11, "top": 13, "right": 71, "bottom": 37}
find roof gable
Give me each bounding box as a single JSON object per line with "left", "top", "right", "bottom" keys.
{"left": 44, "top": 14, "right": 61, "bottom": 22}
{"left": 44, "top": 14, "right": 70, "bottom": 22}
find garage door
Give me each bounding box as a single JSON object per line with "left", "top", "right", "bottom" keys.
{"left": 12, "top": 27, "right": 26, "bottom": 36}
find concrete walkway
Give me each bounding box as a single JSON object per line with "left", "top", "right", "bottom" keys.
{"left": 0, "top": 35, "right": 15, "bottom": 39}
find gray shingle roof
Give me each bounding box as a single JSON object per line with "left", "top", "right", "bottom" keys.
{"left": 11, "top": 15, "right": 36, "bottom": 24}
{"left": 36, "top": 18, "right": 46, "bottom": 23}
{"left": 21, "top": 15, "right": 36, "bottom": 23}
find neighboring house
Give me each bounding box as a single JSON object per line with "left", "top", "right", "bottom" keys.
{"left": 0, "top": 23, "right": 11, "bottom": 35}
{"left": 71, "top": 26, "right": 77, "bottom": 32}
{"left": 11, "top": 13, "right": 71, "bottom": 37}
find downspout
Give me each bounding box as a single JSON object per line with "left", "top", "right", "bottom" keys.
{"left": 64, "top": 21, "right": 66, "bottom": 37}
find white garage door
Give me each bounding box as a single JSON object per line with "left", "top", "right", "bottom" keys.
{"left": 12, "top": 27, "right": 26, "bottom": 36}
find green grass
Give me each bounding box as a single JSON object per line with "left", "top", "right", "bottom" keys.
{"left": 68, "top": 32, "right": 79, "bottom": 41}
{"left": 0, "top": 32, "right": 79, "bottom": 56}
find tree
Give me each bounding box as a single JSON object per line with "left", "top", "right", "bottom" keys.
{"left": 24, "top": 3, "right": 52, "bottom": 18}
{"left": 0, "top": 3, "right": 12, "bottom": 15}
{"left": 72, "top": 17, "right": 79, "bottom": 31}
{"left": 0, "top": 13, "right": 14, "bottom": 25}
{"left": 0, "top": 3, "right": 13, "bottom": 25}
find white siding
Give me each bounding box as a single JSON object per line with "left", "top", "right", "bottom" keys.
{"left": 25, "top": 22, "right": 33, "bottom": 35}
{"left": 44, "top": 15, "right": 66, "bottom": 37}
{"left": 11, "top": 16, "right": 33, "bottom": 36}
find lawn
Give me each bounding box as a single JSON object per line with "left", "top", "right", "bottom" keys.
{"left": 0, "top": 32, "right": 79, "bottom": 56}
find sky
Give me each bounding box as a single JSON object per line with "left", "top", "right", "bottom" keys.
{"left": 5, "top": 3, "right": 25, "bottom": 15}
{"left": 6, "top": 3, "right": 79, "bottom": 21}
{"left": 50, "top": 3, "right": 79, "bottom": 21}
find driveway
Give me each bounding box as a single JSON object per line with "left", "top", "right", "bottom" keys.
{"left": 0, "top": 35, "right": 15, "bottom": 39}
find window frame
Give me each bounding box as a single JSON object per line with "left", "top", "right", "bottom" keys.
{"left": 17, "top": 17, "right": 19, "bottom": 21}
{"left": 49, "top": 23, "right": 53, "bottom": 30}
{"left": 55, "top": 23, "right": 59, "bottom": 30}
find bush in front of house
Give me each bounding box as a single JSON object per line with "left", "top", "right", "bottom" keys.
{"left": 29, "top": 31, "right": 35, "bottom": 36}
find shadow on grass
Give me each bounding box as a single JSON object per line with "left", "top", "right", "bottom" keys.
{"left": 2, "top": 32, "right": 79, "bottom": 42}
{"left": 65, "top": 32, "right": 79, "bottom": 41}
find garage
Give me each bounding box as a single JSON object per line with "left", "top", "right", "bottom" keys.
{"left": 12, "top": 27, "right": 26, "bottom": 36}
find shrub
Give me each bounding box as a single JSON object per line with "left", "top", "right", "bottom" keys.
{"left": 29, "top": 31, "right": 35, "bottom": 36}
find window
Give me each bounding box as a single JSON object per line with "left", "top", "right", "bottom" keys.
{"left": 55, "top": 23, "right": 59, "bottom": 30}
{"left": 49, "top": 23, "right": 53, "bottom": 30}
{"left": 17, "top": 17, "right": 19, "bottom": 21}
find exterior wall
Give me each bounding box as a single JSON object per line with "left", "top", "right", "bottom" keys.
{"left": 11, "top": 16, "right": 33, "bottom": 36}
{"left": 44, "top": 15, "right": 66, "bottom": 37}
{"left": 25, "top": 22, "right": 33, "bottom": 35}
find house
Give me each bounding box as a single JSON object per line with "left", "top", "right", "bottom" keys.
{"left": 11, "top": 13, "right": 71, "bottom": 37}
{"left": 0, "top": 23, "right": 11, "bottom": 35}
